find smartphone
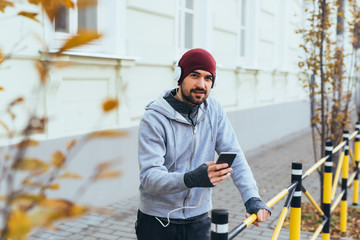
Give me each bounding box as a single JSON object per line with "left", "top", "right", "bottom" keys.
{"left": 216, "top": 152, "right": 237, "bottom": 167}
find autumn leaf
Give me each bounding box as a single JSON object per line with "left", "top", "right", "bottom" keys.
{"left": 41, "top": 0, "right": 75, "bottom": 22}
{"left": 46, "top": 183, "right": 60, "bottom": 190}
{"left": 0, "top": 86, "right": 3, "bottom": 90}
{"left": 28, "top": 199, "right": 88, "bottom": 227}
{"left": 28, "top": 0, "right": 41, "bottom": 4}
{"left": 51, "top": 151, "right": 65, "bottom": 167}
{"left": 93, "top": 160, "right": 122, "bottom": 180}
{"left": 0, "top": 120, "right": 10, "bottom": 136}
{"left": 0, "top": 49, "right": 3, "bottom": 64}
{"left": 12, "top": 158, "right": 49, "bottom": 172}
{"left": 65, "top": 139, "right": 77, "bottom": 149}
{"left": 77, "top": 0, "right": 97, "bottom": 8}
{"left": 12, "top": 194, "right": 45, "bottom": 209}
{"left": 102, "top": 98, "right": 119, "bottom": 113}
{"left": 9, "top": 97, "right": 24, "bottom": 107}
{"left": 16, "top": 139, "right": 40, "bottom": 148}
{"left": 87, "top": 130, "right": 127, "bottom": 139}
{"left": 18, "top": 11, "right": 40, "bottom": 22}
{"left": 95, "top": 170, "right": 122, "bottom": 180}
{"left": 59, "top": 172, "right": 82, "bottom": 179}
{"left": 57, "top": 31, "right": 102, "bottom": 54}
{"left": 0, "top": 0, "right": 14, "bottom": 13}
{"left": 7, "top": 210, "right": 31, "bottom": 239}
{"left": 35, "top": 60, "right": 48, "bottom": 84}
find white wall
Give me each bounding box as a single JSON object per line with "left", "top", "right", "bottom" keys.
{"left": 0, "top": 0, "right": 310, "bottom": 204}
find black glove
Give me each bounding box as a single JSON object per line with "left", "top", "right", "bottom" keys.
{"left": 184, "top": 163, "right": 214, "bottom": 188}
{"left": 244, "top": 197, "right": 271, "bottom": 215}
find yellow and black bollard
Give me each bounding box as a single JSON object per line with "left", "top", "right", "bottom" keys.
{"left": 341, "top": 130, "right": 349, "bottom": 232}
{"left": 353, "top": 122, "right": 360, "bottom": 206}
{"left": 290, "top": 162, "right": 302, "bottom": 240}
{"left": 322, "top": 141, "right": 333, "bottom": 240}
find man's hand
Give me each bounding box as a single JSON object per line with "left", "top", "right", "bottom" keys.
{"left": 245, "top": 209, "right": 271, "bottom": 227}
{"left": 205, "top": 161, "right": 233, "bottom": 186}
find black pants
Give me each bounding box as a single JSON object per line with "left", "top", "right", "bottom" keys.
{"left": 135, "top": 210, "right": 211, "bottom": 240}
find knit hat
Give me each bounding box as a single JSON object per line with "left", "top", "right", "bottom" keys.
{"left": 177, "top": 48, "right": 216, "bottom": 87}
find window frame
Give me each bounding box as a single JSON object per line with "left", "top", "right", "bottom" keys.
{"left": 45, "top": 0, "right": 104, "bottom": 53}
{"left": 176, "top": 0, "right": 196, "bottom": 55}
{"left": 237, "top": 0, "right": 248, "bottom": 63}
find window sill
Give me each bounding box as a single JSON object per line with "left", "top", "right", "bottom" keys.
{"left": 46, "top": 49, "right": 140, "bottom": 61}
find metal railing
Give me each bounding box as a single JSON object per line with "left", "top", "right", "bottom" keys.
{"left": 211, "top": 122, "right": 360, "bottom": 240}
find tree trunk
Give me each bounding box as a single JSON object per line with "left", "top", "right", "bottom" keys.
{"left": 319, "top": 0, "right": 326, "bottom": 204}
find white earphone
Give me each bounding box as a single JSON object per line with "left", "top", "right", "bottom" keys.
{"left": 173, "top": 63, "right": 182, "bottom": 82}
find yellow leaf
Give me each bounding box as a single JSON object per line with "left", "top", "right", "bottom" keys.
{"left": 12, "top": 194, "right": 45, "bottom": 209}
{"left": 41, "top": 0, "right": 75, "bottom": 22}
{"left": 0, "top": 86, "right": 3, "bottom": 90}
{"left": 0, "top": 120, "right": 10, "bottom": 136}
{"left": 7, "top": 108, "right": 15, "bottom": 119}
{"left": 9, "top": 97, "right": 24, "bottom": 106}
{"left": 65, "top": 139, "right": 77, "bottom": 149}
{"left": 51, "top": 151, "right": 65, "bottom": 167}
{"left": 35, "top": 60, "right": 48, "bottom": 84}
{"left": 28, "top": 199, "right": 88, "bottom": 227}
{"left": 0, "top": 0, "right": 14, "bottom": 13}
{"left": 17, "top": 11, "right": 40, "bottom": 22}
{"left": 16, "top": 139, "right": 40, "bottom": 148}
{"left": 63, "top": 0, "right": 75, "bottom": 8}
{"left": 77, "top": 0, "right": 97, "bottom": 8}
{"left": 47, "top": 183, "right": 60, "bottom": 190}
{"left": 28, "top": 0, "right": 41, "bottom": 4}
{"left": 7, "top": 210, "right": 31, "bottom": 239}
{"left": 88, "top": 130, "right": 127, "bottom": 139}
{"left": 59, "top": 172, "right": 82, "bottom": 179}
{"left": 95, "top": 171, "right": 122, "bottom": 180}
{"left": 12, "top": 158, "right": 49, "bottom": 172}
{"left": 57, "top": 31, "right": 102, "bottom": 54}
{"left": 102, "top": 98, "right": 119, "bottom": 112}
{"left": 0, "top": 48, "right": 3, "bottom": 64}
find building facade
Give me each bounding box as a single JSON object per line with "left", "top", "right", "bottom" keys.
{"left": 0, "top": 0, "right": 308, "bottom": 205}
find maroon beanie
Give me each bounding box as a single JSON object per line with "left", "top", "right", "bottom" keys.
{"left": 178, "top": 48, "right": 216, "bottom": 87}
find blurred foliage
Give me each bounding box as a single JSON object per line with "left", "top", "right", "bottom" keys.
{"left": 297, "top": 0, "right": 360, "bottom": 156}
{"left": 298, "top": 0, "right": 360, "bottom": 155}
{"left": 0, "top": 0, "right": 124, "bottom": 239}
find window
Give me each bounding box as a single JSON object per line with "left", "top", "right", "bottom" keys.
{"left": 178, "top": 0, "right": 195, "bottom": 51}
{"left": 238, "top": 0, "right": 247, "bottom": 58}
{"left": 54, "top": 0, "right": 98, "bottom": 34}
{"left": 49, "top": 0, "right": 102, "bottom": 52}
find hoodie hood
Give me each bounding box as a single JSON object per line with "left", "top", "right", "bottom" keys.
{"left": 145, "top": 89, "right": 208, "bottom": 125}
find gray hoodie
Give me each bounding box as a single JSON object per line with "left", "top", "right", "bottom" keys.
{"left": 138, "top": 89, "right": 260, "bottom": 219}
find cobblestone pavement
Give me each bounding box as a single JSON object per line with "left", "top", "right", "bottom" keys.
{"left": 30, "top": 129, "right": 358, "bottom": 240}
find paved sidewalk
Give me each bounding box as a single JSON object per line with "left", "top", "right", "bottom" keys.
{"left": 30, "top": 129, "right": 357, "bottom": 240}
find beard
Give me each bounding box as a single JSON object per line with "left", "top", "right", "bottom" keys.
{"left": 181, "top": 87, "right": 208, "bottom": 105}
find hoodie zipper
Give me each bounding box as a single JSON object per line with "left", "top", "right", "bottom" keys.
{"left": 182, "top": 126, "right": 197, "bottom": 218}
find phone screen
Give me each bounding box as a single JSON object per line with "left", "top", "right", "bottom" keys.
{"left": 216, "top": 152, "right": 237, "bottom": 167}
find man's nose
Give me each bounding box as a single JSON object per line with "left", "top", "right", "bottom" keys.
{"left": 197, "top": 77, "right": 205, "bottom": 88}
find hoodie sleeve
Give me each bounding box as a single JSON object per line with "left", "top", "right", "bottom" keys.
{"left": 214, "top": 102, "right": 260, "bottom": 203}
{"left": 138, "top": 112, "right": 188, "bottom": 195}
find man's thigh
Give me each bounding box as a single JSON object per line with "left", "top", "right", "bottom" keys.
{"left": 185, "top": 216, "right": 211, "bottom": 240}
{"left": 135, "top": 211, "right": 177, "bottom": 240}
{"left": 135, "top": 211, "right": 211, "bottom": 240}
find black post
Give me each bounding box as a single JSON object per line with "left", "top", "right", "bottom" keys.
{"left": 211, "top": 209, "right": 228, "bottom": 240}
{"left": 289, "top": 162, "right": 302, "bottom": 239}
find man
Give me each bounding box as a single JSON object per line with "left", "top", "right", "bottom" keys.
{"left": 136, "top": 48, "right": 270, "bottom": 240}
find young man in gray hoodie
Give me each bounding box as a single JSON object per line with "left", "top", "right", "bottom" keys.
{"left": 136, "top": 48, "right": 270, "bottom": 240}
